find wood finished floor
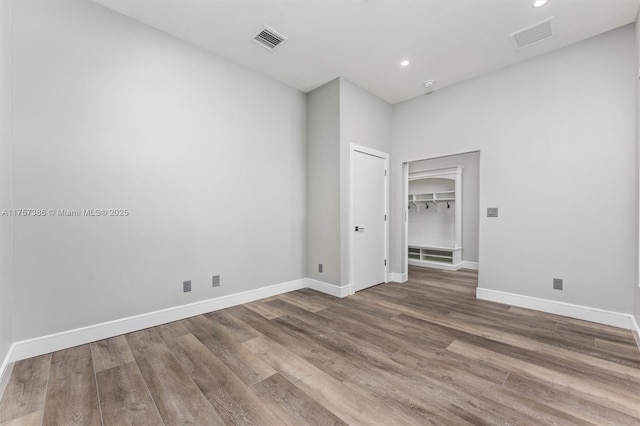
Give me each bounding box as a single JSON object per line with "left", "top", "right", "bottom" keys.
{"left": 2, "top": 267, "right": 640, "bottom": 425}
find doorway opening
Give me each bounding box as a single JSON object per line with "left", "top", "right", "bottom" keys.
{"left": 403, "top": 151, "right": 480, "bottom": 279}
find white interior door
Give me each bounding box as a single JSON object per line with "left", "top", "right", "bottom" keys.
{"left": 352, "top": 147, "right": 387, "bottom": 292}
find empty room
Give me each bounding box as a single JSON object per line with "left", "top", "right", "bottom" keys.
{"left": 1, "top": 0, "right": 640, "bottom": 424}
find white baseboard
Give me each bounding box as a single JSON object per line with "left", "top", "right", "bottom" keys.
{"left": 0, "top": 344, "right": 15, "bottom": 402}
{"left": 388, "top": 272, "right": 408, "bottom": 283}
{"left": 461, "top": 261, "right": 479, "bottom": 270}
{"left": 11, "top": 279, "right": 306, "bottom": 362}
{"left": 12, "top": 277, "right": 633, "bottom": 366}
{"left": 631, "top": 315, "right": 640, "bottom": 352}
{"left": 476, "top": 288, "right": 634, "bottom": 329}
{"left": 306, "top": 278, "right": 352, "bottom": 298}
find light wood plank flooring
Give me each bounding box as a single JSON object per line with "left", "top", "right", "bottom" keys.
{"left": 2, "top": 267, "right": 640, "bottom": 425}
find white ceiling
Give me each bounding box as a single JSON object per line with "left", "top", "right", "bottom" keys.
{"left": 91, "top": 0, "right": 640, "bottom": 104}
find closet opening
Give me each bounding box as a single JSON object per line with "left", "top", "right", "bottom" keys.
{"left": 403, "top": 151, "right": 480, "bottom": 280}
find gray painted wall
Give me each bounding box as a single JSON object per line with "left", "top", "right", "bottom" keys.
{"left": 391, "top": 25, "right": 636, "bottom": 314}
{"left": 340, "top": 78, "right": 392, "bottom": 154}
{"left": 409, "top": 152, "right": 480, "bottom": 263}
{"left": 307, "top": 78, "right": 341, "bottom": 285}
{"left": 0, "top": 0, "right": 13, "bottom": 370}
{"left": 12, "top": 0, "right": 307, "bottom": 341}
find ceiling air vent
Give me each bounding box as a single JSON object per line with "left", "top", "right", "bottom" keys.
{"left": 251, "top": 25, "right": 288, "bottom": 51}
{"left": 509, "top": 17, "right": 554, "bottom": 50}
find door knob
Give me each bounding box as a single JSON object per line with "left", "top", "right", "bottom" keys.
{"left": 355, "top": 226, "right": 365, "bottom": 232}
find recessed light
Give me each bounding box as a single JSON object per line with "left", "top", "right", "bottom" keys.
{"left": 400, "top": 60, "right": 410, "bottom": 67}
{"left": 532, "top": 0, "right": 548, "bottom": 7}
{"left": 424, "top": 80, "right": 434, "bottom": 89}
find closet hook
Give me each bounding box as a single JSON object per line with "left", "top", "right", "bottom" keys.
{"left": 426, "top": 203, "right": 429, "bottom": 209}
{"left": 447, "top": 202, "right": 450, "bottom": 209}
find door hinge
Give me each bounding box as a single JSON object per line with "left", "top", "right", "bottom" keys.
{"left": 384, "top": 169, "right": 387, "bottom": 176}
{"left": 384, "top": 214, "right": 387, "bottom": 221}
{"left": 384, "top": 259, "right": 387, "bottom": 266}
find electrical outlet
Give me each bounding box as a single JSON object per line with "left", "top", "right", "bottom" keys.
{"left": 212, "top": 275, "right": 220, "bottom": 287}
{"left": 553, "top": 278, "right": 563, "bottom": 290}
{"left": 487, "top": 208, "right": 499, "bottom": 218}
{"left": 183, "top": 280, "right": 191, "bottom": 292}
{"left": 318, "top": 263, "right": 323, "bottom": 273}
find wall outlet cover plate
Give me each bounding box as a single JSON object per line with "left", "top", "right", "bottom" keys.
{"left": 553, "top": 278, "right": 563, "bottom": 290}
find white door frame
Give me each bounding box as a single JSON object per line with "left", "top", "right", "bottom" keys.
{"left": 349, "top": 143, "right": 390, "bottom": 290}
{"left": 403, "top": 162, "right": 409, "bottom": 279}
